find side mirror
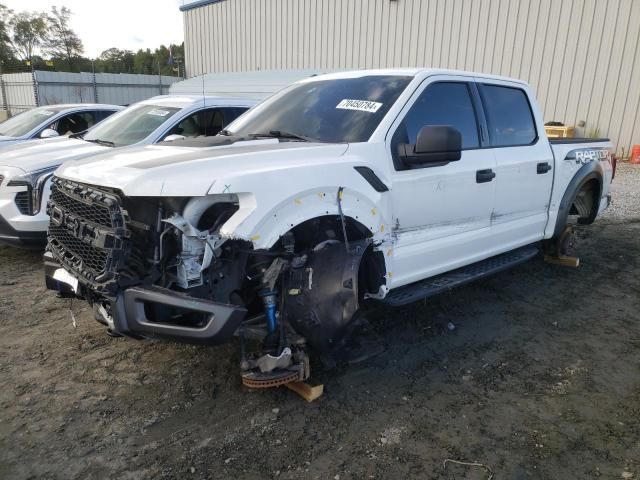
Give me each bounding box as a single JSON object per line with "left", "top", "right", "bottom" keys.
{"left": 39, "top": 128, "right": 60, "bottom": 139}
{"left": 398, "top": 125, "right": 462, "bottom": 165}
{"left": 163, "top": 134, "right": 186, "bottom": 142}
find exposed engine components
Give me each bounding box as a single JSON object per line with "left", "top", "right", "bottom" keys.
{"left": 162, "top": 214, "right": 226, "bottom": 288}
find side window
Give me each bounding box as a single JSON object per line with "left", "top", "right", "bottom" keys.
{"left": 167, "top": 111, "right": 203, "bottom": 138}
{"left": 391, "top": 82, "right": 480, "bottom": 170}
{"left": 164, "top": 107, "right": 251, "bottom": 139}
{"left": 51, "top": 112, "right": 98, "bottom": 135}
{"left": 95, "top": 110, "right": 118, "bottom": 122}
{"left": 479, "top": 84, "right": 537, "bottom": 147}
{"left": 198, "top": 107, "right": 250, "bottom": 136}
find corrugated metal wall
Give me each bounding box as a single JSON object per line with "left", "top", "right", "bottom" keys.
{"left": 183, "top": 0, "right": 640, "bottom": 155}
{"left": 0, "top": 71, "right": 182, "bottom": 115}
{"left": 0, "top": 73, "right": 37, "bottom": 114}
{"left": 35, "top": 71, "right": 182, "bottom": 107}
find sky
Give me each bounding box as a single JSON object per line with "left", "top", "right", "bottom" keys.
{"left": 3, "top": 0, "right": 185, "bottom": 58}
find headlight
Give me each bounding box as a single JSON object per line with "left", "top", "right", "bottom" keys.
{"left": 7, "top": 165, "right": 59, "bottom": 215}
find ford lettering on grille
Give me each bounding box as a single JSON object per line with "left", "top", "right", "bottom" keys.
{"left": 46, "top": 177, "right": 130, "bottom": 292}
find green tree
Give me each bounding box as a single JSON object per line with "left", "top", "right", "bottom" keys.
{"left": 45, "top": 6, "right": 83, "bottom": 71}
{"left": 9, "top": 11, "right": 48, "bottom": 64}
{"left": 0, "top": 4, "right": 16, "bottom": 64}
{"left": 97, "top": 47, "right": 134, "bottom": 73}
{"left": 133, "top": 48, "right": 155, "bottom": 75}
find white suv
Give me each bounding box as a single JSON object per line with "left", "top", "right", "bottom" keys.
{"left": 0, "top": 104, "right": 122, "bottom": 147}
{"left": 0, "top": 95, "right": 256, "bottom": 247}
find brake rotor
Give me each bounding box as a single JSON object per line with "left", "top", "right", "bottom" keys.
{"left": 558, "top": 226, "right": 577, "bottom": 257}
{"left": 241, "top": 369, "right": 300, "bottom": 389}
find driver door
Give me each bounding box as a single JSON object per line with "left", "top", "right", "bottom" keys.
{"left": 387, "top": 77, "right": 497, "bottom": 288}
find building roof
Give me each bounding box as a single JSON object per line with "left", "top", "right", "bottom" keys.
{"left": 168, "top": 69, "right": 340, "bottom": 100}
{"left": 179, "top": 0, "right": 225, "bottom": 12}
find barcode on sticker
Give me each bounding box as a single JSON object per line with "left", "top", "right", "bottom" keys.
{"left": 336, "top": 99, "right": 383, "bottom": 113}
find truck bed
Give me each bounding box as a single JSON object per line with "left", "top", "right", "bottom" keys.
{"left": 548, "top": 137, "right": 610, "bottom": 144}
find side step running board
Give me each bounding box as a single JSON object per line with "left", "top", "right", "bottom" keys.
{"left": 379, "top": 245, "right": 539, "bottom": 307}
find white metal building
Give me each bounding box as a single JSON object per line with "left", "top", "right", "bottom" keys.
{"left": 180, "top": 0, "right": 640, "bottom": 155}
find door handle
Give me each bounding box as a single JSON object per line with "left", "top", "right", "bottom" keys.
{"left": 476, "top": 169, "right": 496, "bottom": 183}
{"left": 537, "top": 162, "right": 552, "bottom": 174}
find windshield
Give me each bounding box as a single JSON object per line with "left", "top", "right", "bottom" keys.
{"left": 0, "top": 106, "right": 66, "bottom": 137}
{"left": 228, "top": 75, "right": 412, "bottom": 143}
{"left": 83, "top": 104, "right": 181, "bottom": 147}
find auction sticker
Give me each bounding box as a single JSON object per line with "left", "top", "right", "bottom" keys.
{"left": 147, "top": 109, "right": 171, "bottom": 117}
{"left": 336, "top": 99, "right": 383, "bottom": 113}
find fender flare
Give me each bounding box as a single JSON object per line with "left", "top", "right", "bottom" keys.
{"left": 228, "top": 187, "right": 389, "bottom": 250}
{"left": 553, "top": 160, "right": 604, "bottom": 238}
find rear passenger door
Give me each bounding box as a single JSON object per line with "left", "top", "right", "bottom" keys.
{"left": 387, "top": 77, "right": 497, "bottom": 287}
{"left": 477, "top": 81, "right": 554, "bottom": 245}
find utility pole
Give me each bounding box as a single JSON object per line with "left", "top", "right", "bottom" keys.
{"left": 30, "top": 60, "right": 39, "bottom": 107}
{"left": 0, "top": 62, "right": 8, "bottom": 116}
{"left": 91, "top": 60, "right": 99, "bottom": 103}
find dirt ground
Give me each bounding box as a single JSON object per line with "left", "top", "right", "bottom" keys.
{"left": 1, "top": 164, "right": 639, "bottom": 480}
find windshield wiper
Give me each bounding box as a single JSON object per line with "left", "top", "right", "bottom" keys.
{"left": 85, "top": 138, "right": 116, "bottom": 147}
{"left": 249, "top": 130, "right": 314, "bottom": 142}
{"left": 69, "top": 130, "right": 88, "bottom": 139}
{"left": 218, "top": 129, "right": 233, "bottom": 136}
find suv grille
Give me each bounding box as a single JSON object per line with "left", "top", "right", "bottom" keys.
{"left": 46, "top": 177, "right": 130, "bottom": 292}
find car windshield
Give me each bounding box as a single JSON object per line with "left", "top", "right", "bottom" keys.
{"left": 0, "top": 106, "right": 66, "bottom": 137}
{"left": 228, "top": 75, "right": 412, "bottom": 143}
{"left": 83, "top": 104, "right": 181, "bottom": 147}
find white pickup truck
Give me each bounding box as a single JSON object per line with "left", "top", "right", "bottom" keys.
{"left": 0, "top": 95, "right": 255, "bottom": 247}
{"left": 44, "top": 69, "right": 614, "bottom": 387}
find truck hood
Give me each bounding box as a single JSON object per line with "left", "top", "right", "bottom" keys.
{"left": 0, "top": 137, "right": 108, "bottom": 173}
{"left": 57, "top": 139, "right": 350, "bottom": 196}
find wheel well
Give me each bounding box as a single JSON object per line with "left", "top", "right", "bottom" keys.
{"left": 278, "top": 215, "right": 372, "bottom": 250}
{"left": 569, "top": 178, "right": 601, "bottom": 222}
{"left": 274, "top": 215, "right": 387, "bottom": 296}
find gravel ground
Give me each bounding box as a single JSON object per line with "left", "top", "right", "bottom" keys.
{"left": 0, "top": 163, "right": 639, "bottom": 480}
{"left": 601, "top": 161, "right": 640, "bottom": 221}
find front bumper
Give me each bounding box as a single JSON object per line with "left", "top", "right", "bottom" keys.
{"left": 0, "top": 214, "right": 47, "bottom": 248}
{"left": 44, "top": 253, "right": 247, "bottom": 344}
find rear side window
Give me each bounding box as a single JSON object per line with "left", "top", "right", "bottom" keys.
{"left": 480, "top": 84, "right": 537, "bottom": 147}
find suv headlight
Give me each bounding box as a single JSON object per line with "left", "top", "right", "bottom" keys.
{"left": 7, "top": 165, "right": 59, "bottom": 215}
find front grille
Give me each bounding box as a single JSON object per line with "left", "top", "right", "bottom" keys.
{"left": 15, "top": 191, "right": 31, "bottom": 214}
{"left": 47, "top": 177, "right": 130, "bottom": 292}
{"left": 49, "top": 186, "right": 113, "bottom": 226}
{"left": 48, "top": 224, "right": 109, "bottom": 274}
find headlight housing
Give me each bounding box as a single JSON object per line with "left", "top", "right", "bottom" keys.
{"left": 7, "top": 165, "right": 59, "bottom": 215}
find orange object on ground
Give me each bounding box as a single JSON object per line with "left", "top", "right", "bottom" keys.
{"left": 631, "top": 145, "right": 640, "bottom": 164}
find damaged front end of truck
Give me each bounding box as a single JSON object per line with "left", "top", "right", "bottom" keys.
{"left": 44, "top": 176, "right": 386, "bottom": 388}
